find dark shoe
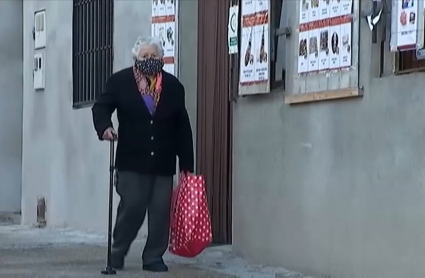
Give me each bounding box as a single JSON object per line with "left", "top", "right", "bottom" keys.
{"left": 111, "top": 254, "right": 125, "bottom": 270}
{"left": 142, "top": 262, "right": 168, "bottom": 272}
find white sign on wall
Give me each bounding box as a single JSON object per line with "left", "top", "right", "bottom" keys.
{"left": 239, "top": 0, "right": 270, "bottom": 95}
{"left": 33, "top": 53, "right": 45, "bottom": 90}
{"left": 397, "top": 0, "right": 418, "bottom": 49}
{"left": 390, "top": 0, "right": 424, "bottom": 51}
{"left": 228, "top": 5, "right": 239, "bottom": 54}
{"left": 151, "top": 0, "right": 177, "bottom": 75}
{"left": 34, "top": 10, "right": 46, "bottom": 50}
{"left": 297, "top": 0, "right": 353, "bottom": 75}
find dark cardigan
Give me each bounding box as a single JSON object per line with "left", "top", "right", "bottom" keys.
{"left": 92, "top": 67, "right": 194, "bottom": 176}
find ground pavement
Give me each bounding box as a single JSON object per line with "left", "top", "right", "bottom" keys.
{"left": 0, "top": 224, "right": 309, "bottom": 278}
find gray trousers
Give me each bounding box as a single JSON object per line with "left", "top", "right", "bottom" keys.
{"left": 111, "top": 172, "right": 173, "bottom": 265}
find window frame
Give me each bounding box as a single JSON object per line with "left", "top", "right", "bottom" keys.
{"left": 395, "top": 49, "right": 425, "bottom": 74}
{"left": 72, "top": 0, "right": 114, "bottom": 108}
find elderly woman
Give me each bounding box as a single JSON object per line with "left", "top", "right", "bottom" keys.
{"left": 92, "top": 36, "right": 194, "bottom": 272}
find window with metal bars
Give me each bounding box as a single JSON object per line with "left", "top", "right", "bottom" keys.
{"left": 72, "top": 0, "right": 114, "bottom": 108}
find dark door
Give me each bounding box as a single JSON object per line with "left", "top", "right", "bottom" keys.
{"left": 197, "top": 0, "right": 233, "bottom": 244}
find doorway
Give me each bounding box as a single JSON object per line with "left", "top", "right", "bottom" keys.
{"left": 196, "top": 0, "right": 233, "bottom": 244}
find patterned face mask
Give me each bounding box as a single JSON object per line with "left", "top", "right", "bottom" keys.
{"left": 135, "top": 58, "right": 164, "bottom": 76}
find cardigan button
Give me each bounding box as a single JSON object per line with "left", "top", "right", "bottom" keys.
{"left": 151, "top": 136, "right": 154, "bottom": 140}
{"left": 151, "top": 152, "right": 154, "bottom": 156}
{"left": 150, "top": 120, "right": 153, "bottom": 124}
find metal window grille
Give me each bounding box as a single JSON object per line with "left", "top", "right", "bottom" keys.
{"left": 72, "top": 0, "right": 114, "bottom": 108}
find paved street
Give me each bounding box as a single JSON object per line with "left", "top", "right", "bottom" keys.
{"left": 0, "top": 225, "right": 306, "bottom": 278}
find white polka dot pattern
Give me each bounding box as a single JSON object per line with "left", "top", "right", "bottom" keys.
{"left": 169, "top": 174, "right": 212, "bottom": 257}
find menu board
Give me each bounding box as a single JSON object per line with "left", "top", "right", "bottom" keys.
{"left": 396, "top": 0, "right": 418, "bottom": 49}
{"left": 298, "top": 0, "right": 353, "bottom": 74}
{"left": 239, "top": 0, "right": 270, "bottom": 86}
{"left": 151, "top": 0, "right": 177, "bottom": 75}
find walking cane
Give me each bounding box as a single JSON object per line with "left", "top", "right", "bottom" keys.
{"left": 101, "top": 135, "right": 117, "bottom": 275}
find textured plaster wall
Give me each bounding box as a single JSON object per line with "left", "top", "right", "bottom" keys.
{"left": 0, "top": 0, "right": 23, "bottom": 213}
{"left": 21, "top": 0, "right": 151, "bottom": 231}
{"left": 232, "top": 1, "right": 425, "bottom": 278}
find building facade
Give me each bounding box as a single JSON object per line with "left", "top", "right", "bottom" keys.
{"left": 0, "top": 0, "right": 198, "bottom": 231}
{"left": 231, "top": 1, "right": 425, "bottom": 278}
{"left": 2, "top": 0, "right": 425, "bottom": 277}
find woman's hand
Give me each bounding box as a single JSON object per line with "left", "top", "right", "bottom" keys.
{"left": 102, "top": 127, "right": 117, "bottom": 141}
{"left": 180, "top": 170, "right": 192, "bottom": 177}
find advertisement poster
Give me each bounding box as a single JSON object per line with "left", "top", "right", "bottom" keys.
{"left": 318, "top": 19, "right": 330, "bottom": 70}
{"left": 396, "top": 0, "right": 418, "bottom": 49}
{"left": 300, "top": 0, "right": 353, "bottom": 23}
{"left": 298, "top": 24, "right": 309, "bottom": 74}
{"left": 151, "top": 0, "right": 177, "bottom": 75}
{"left": 329, "top": 0, "right": 341, "bottom": 18}
{"left": 319, "top": 0, "right": 330, "bottom": 19}
{"left": 300, "top": 0, "right": 309, "bottom": 24}
{"left": 308, "top": 22, "right": 320, "bottom": 72}
{"left": 240, "top": 0, "right": 269, "bottom": 86}
{"left": 309, "top": 0, "right": 320, "bottom": 22}
{"left": 339, "top": 17, "right": 352, "bottom": 68}
{"left": 340, "top": 0, "right": 353, "bottom": 16}
{"left": 297, "top": 0, "right": 352, "bottom": 74}
{"left": 328, "top": 17, "right": 341, "bottom": 69}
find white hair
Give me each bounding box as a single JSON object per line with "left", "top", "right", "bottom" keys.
{"left": 131, "top": 36, "right": 164, "bottom": 60}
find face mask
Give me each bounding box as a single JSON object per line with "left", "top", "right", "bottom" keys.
{"left": 135, "top": 58, "right": 164, "bottom": 76}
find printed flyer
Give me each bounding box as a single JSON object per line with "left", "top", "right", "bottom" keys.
{"left": 396, "top": 0, "right": 418, "bottom": 49}
{"left": 297, "top": 0, "right": 352, "bottom": 74}
{"left": 300, "top": 0, "right": 352, "bottom": 24}
{"left": 151, "top": 0, "right": 177, "bottom": 75}
{"left": 239, "top": 0, "right": 270, "bottom": 85}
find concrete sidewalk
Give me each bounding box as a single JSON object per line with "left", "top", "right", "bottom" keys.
{"left": 0, "top": 245, "right": 234, "bottom": 278}
{"left": 0, "top": 225, "right": 308, "bottom": 278}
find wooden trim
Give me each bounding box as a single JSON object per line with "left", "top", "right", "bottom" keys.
{"left": 285, "top": 88, "right": 362, "bottom": 105}
{"left": 394, "top": 67, "right": 425, "bottom": 75}
{"left": 394, "top": 50, "right": 425, "bottom": 74}
{"left": 197, "top": 0, "right": 232, "bottom": 244}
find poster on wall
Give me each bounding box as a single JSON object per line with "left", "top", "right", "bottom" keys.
{"left": 319, "top": 0, "right": 330, "bottom": 19}
{"left": 297, "top": 0, "right": 352, "bottom": 74}
{"left": 339, "top": 16, "right": 352, "bottom": 68}
{"left": 329, "top": 0, "right": 341, "bottom": 18}
{"left": 151, "top": 0, "right": 177, "bottom": 75}
{"left": 391, "top": 0, "right": 419, "bottom": 51}
{"left": 300, "top": 0, "right": 309, "bottom": 24}
{"left": 298, "top": 24, "right": 309, "bottom": 73}
{"left": 303, "top": 0, "right": 353, "bottom": 22}
{"left": 340, "top": 0, "right": 353, "bottom": 16}
{"left": 309, "top": 0, "right": 320, "bottom": 22}
{"left": 308, "top": 22, "right": 320, "bottom": 72}
{"left": 328, "top": 17, "right": 341, "bottom": 69}
{"left": 318, "top": 19, "right": 330, "bottom": 70}
{"left": 239, "top": 0, "right": 270, "bottom": 91}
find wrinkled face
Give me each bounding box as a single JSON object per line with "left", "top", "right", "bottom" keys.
{"left": 138, "top": 44, "right": 160, "bottom": 60}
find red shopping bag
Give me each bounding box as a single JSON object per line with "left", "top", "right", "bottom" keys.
{"left": 169, "top": 173, "right": 212, "bottom": 257}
